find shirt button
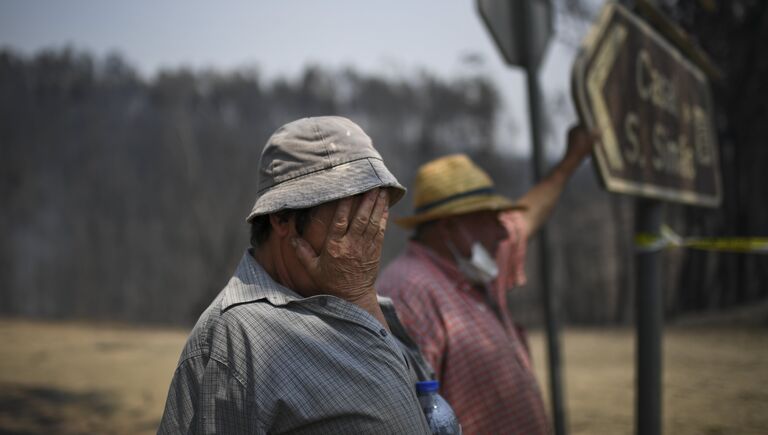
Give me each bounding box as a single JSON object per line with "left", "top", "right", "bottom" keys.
{"left": 379, "top": 329, "right": 388, "bottom": 337}
{"left": 318, "top": 298, "right": 328, "bottom": 307}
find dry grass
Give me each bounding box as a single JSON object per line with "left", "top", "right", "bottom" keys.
{"left": 0, "top": 319, "right": 187, "bottom": 435}
{"left": 0, "top": 318, "right": 766, "bottom": 434}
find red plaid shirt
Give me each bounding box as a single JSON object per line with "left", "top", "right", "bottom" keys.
{"left": 378, "top": 211, "right": 550, "bottom": 435}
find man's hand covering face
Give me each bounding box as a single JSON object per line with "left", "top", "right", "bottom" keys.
{"left": 292, "top": 188, "right": 389, "bottom": 303}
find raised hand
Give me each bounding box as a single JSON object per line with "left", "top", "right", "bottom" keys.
{"left": 565, "top": 124, "right": 601, "bottom": 162}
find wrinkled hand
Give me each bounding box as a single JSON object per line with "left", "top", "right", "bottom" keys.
{"left": 292, "top": 188, "right": 389, "bottom": 303}
{"left": 565, "top": 124, "right": 600, "bottom": 162}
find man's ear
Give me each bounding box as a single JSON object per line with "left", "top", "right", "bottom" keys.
{"left": 269, "top": 213, "right": 293, "bottom": 238}
{"left": 435, "top": 218, "right": 455, "bottom": 240}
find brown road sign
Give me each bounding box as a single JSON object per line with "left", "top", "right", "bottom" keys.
{"left": 572, "top": 2, "right": 722, "bottom": 207}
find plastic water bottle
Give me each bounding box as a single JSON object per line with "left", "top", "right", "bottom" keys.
{"left": 415, "top": 380, "right": 462, "bottom": 435}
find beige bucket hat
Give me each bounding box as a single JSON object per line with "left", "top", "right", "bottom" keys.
{"left": 396, "top": 154, "right": 524, "bottom": 228}
{"left": 246, "top": 116, "right": 406, "bottom": 222}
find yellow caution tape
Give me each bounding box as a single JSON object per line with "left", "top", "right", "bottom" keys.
{"left": 635, "top": 225, "right": 768, "bottom": 254}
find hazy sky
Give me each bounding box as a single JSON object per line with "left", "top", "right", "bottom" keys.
{"left": 0, "top": 0, "right": 602, "bottom": 156}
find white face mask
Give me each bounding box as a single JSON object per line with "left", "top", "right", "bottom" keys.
{"left": 446, "top": 226, "right": 499, "bottom": 286}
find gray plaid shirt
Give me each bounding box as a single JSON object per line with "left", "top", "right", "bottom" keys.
{"left": 158, "top": 250, "right": 431, "bottom": 434}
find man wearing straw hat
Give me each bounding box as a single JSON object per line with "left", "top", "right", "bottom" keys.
{"left": 159, "top": 116, "right": 432, "bottom": 434}
{"left": 378, "top": 125, "right": 597, "bottom": 434}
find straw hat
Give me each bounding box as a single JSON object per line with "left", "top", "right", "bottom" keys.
{"left": 396, "top": 154, "right": 523, "bottom": 228}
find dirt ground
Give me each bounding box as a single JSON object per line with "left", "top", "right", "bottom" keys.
{"left": 529, "top": 327, "right": 768, "bottom": 435}
{"left": 0, "top": 319, "right": 766, "bottom": 435}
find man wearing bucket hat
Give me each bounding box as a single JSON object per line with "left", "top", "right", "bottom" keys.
{"left": 378, "top": 125, "right": 597, "bottom": 434}
{"left": 159, "top": 116, "right": 432, "bottom": 434}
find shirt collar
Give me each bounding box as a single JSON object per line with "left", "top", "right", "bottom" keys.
{"left": 220, "top": 249, "right": 303, "bottom": 312}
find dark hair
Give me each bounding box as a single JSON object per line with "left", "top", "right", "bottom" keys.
{"left": 250, "top": 208, "right": 314, "bottom": 248}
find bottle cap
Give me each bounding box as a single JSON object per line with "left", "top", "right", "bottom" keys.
{"left": 415, "top": 380, "right": 440, "bottom": 393}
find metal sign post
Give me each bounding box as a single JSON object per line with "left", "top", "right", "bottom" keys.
{"left": 635, "top": 198, "right": 663, "bottom": 435}
{"left": 476, "top": 2, "right": 567, "bottom": 435}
